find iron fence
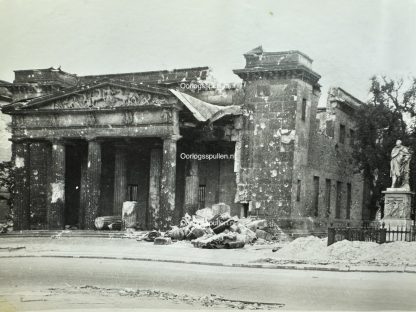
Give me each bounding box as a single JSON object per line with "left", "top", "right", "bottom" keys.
{"left": 327, "top": 223, "right": 416, "bottom": 246}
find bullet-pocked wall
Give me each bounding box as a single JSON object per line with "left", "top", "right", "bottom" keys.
{"left": 233, "top": 48, "right": 322, "bottom": 221}
{"left": 239, "top": 78, "right": 300, "bottom": 218}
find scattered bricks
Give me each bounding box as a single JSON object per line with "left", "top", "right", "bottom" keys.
{"left": 154, "top": 237, "right": 172, "bottom": 245}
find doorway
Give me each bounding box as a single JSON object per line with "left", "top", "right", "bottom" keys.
{"left": 64, "top": 141, "right": 86, "bottom": 228}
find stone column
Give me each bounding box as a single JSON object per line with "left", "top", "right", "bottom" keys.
{"left": 47, "top": 140, "right": 66, "bottom": 230}
{"left": 84, "top": 139, "right": 102, "bottom": 229}
{"left": 184, "top": 159, "right": 199, "bottom": 214}
{"left": 79, "top": 152, "right": 88, "bottom": 229}
{"left": 160, "top": 135, "right": 179, "bottom": 229}
{"left": 148, "top": 148, "right": 162, "bottom": 229}
{"left": 113, "top": 145, "right": 127, "bottom": 216}
{"left": 12, "top": 140, "right": 30, "bottom": 230}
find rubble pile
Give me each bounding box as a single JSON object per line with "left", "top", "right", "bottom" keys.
{"left": 166, "top": 204, "right": 270, "bottom": 249}
{"left": 0, "top": 220, "right": 13, "bottom": 234}
{"left": 261, "top": 236, "right": 416, "bottom": 266}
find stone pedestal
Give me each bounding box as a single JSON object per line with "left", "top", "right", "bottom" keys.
{"left": 382, "top": 188, "right": 414, "bottom": 228}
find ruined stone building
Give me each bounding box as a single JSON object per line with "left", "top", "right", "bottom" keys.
{"left": 0, "top": 47, "right": 370, "bottom": 232}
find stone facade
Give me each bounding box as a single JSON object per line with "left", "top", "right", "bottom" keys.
{"left": 0, "top": 47, "right": 369, "bottom": 232}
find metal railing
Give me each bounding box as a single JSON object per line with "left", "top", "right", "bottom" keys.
{"left": 327, "top": 222, "right": 416, "bottom": 246}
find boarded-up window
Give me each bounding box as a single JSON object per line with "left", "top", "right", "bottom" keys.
{"left": 346, "top": 183, "right": 352, "bottom": 219}
{"left": 127, "top": 184, "right": 138, "bottom": 201}
{"left": 296, "top": 180, "right": 301, "bottom": 202}
{"left": 325, "top": 179, "right": 331, "bottom": 217}
{"left": 336, "top": 181, "right": 342, "bottom": 218}
{"left": 198, "top": 185, "right": 206, "bottom": 208}
{"left": 301, "top": 99, "right": 307, "bottom": 121}
{"left": 313, "top": 176, "right": 319, "bottom": 217}
{"left": 339, "top": 124, "right": 346, "bottom": 144}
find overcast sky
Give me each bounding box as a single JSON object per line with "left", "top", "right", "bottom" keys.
{"left": 0, "top": 0, "right": 415, "bottom": 102}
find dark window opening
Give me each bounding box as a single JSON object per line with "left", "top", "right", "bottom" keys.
{"left": 242, "top": 203, "right": 249, "bottom": 218}
{"left": 296, "top": 179, "right": 301, "bottom": 202}
{"left": 313, "top": 176, "right": 319, "bottom": 217}
{"left": 336, "top": 181, "right": 342, "bottom": 218}
{"left": 198, "top": 185, "right": 206, "bottom": 209}
{"left": 301, "top": 99, "right": 307, "bottom": 121}
{"left": 339, "top": 124, "right": 346, "bottom": 144}
{"left": 326, "top": 120, "right": 334, "bottom": 138}
{"left": 346, "top": 183, "right": 352, "bottom": 219}
{"left": 325, "top": 179, "right": 331, "bottom": 217}
{"left": 127, "top": 184, "right": 138, "bottom": 201}
{"left": 349, "top": 129, "right": 355, "bottom": 146}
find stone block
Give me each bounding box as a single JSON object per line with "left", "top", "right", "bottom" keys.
{"left": 154, "top": 237, "right": 172, "bottom": 245}
{"left": 212, "top": 203, "right": 231, "bottom": 215}
{"left": 122, "top": 201, "right": 138, "bottom": 229}
{"left": 255, "top": 229, "right": 273, "bottom": 241}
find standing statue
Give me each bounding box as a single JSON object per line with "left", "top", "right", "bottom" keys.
{"left": 390, "top": 140, "right": 411, "bottom": 189}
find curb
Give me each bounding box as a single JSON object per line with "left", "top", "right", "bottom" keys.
{"left": 0, "top": 254, "right": 414, "bottom": 273}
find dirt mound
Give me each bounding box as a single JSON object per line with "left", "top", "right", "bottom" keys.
{"left": 265, "top": 236, "right": 416, "bottom": 266}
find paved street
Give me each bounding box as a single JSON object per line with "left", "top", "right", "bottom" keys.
{"left": 0, "top": 257, "right": 415, "bottom": 311}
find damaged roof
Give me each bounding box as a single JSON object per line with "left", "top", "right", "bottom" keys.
{"left": 170, "top": 89, "right": 242, "bottom": 123}
{"left": 1, "top": 80, "right": 242, "bottom": 124}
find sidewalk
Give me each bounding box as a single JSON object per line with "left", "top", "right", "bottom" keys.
{"left": 1, "top": 234, "right": 415, "bottom": 273}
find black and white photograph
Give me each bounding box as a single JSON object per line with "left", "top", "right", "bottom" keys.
{"left": 0, "top": 0, "right": 416, "bottom": 311}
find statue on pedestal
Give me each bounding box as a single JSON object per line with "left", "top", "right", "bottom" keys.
{"left": 390, "top": 140, "right": 411, "bottom": 190}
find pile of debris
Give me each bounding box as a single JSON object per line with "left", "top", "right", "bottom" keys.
{"left": 165, "top": 204, "right": 271, "bottom": 249}
{"left": 0, "top": 219, "right": 13, "bottom": 234}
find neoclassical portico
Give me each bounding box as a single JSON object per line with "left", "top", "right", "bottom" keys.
{"left": 5, "top": 81, "right": 182, "bottom": 230}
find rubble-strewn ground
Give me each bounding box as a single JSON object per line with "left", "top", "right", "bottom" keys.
{"left": 259, "top": 236, "right": 416, "bottom": 267}
{"left": 2, "top": 235, "right": 416, "bottom": 270}
{"left": 47, "top": 285, "right": 283, "bottom": 310}
{"left": 2, "top": 256, "right": 416, "bottom": 311}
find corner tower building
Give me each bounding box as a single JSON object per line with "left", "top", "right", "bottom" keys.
{"left": 0, "top": 47, "right": 369, "bottom": 233}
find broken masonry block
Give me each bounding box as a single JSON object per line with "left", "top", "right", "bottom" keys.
{"left": 255, "top": 229, "right": 273, "bottom": 241}
{"left": 212, "top": 203, "right": 231, "bottom": 216}
{"left": 122, "top": 201, "right": 138, "bottom": 229}
{"left": 154, "top": 237, "right": 172, "bottom": 245}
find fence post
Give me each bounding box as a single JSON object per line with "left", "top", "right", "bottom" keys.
{"left": 379, "top": 223, "right": 386, "bottom": 244}
{"left": 328, "top": 227, "right": 335, "bottom": 246}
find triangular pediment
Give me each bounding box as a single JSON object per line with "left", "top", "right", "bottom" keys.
{"left": 3, "top": 81, "right": 173, "bottom": 112}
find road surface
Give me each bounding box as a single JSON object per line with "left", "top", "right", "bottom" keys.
{"left": 0, "top": 257, "right": 415, "bottom": 310}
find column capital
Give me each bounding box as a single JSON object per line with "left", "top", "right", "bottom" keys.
{"left": 9, "top": 137, "right": 29, "bottom": 143}
{"left": 49, "top": 138, "right": 66, "bottom": 145}
{"left": 85, "top": 136, "right": 103, "bottom": 143}
{"left": 161, "top": 134, "right": 182, "bottom": 142}
{"left": 113, "top": 142, "right": 129, "bottom": 150}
